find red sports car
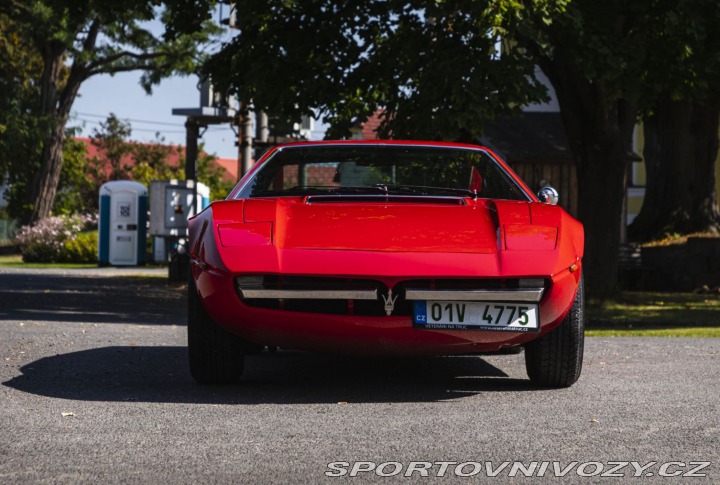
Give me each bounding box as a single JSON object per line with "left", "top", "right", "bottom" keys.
{"left": 188, "top": 141, "right": 585, "bottom": 387}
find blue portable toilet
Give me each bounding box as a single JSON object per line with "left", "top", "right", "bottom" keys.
{"left": 98, "top": 181, "right": 148, "bottom": 266}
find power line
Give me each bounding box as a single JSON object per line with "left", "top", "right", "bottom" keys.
{"left": 72, "top": 118, "right": 233, "bottom": 135}
{"left": 73, "top": 114, "right": 235, "bottom": 134}
{"left": 72, "top": 119, "right": 185, "bottom": 134}
{"left": 73, "top": 111, "right": 188, "bottom": 128}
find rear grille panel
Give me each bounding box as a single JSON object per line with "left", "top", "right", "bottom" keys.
{"left": 236, "top": 276, "right": 547, "bottom": 317}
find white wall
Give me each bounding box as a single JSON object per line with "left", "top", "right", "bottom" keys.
{"left": 523, "top": 67, "right": 560, "bottom": 113}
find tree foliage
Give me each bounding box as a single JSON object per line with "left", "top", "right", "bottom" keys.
{"left": 0, "top": 0, "right": 220, "bottom": 224}
{"left": 0, "top": 12, "right": 48, "bottom": 215}
{"left": 205, "top": 0, "right": 560, "bottom": 140}
{"left": 628, "top": 0, "right": 720, "bottom": 240}
{"left": 90, "top": 115, "right": 135, "bottom": 181}
{"left": 505, "top": 0, "right": 659, "bottom": 295}
{"left": 203, "top": 0, "right": 720, "bottom": 295}
{"left": 53, "top": 135, "right": 94, "bottom": 215}
{"left": 52, "top": 114, "right": 234, "bottom": 215}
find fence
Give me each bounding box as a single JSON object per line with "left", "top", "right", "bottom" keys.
{"left": 510, "top": 160, "right": 578, "bottom": 217}
{"left": 0, "top": 219, "right": 19, "bottom": 247}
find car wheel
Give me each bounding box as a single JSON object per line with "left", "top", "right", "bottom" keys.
{"left": 187, "top": 274, "right": 246, "bottom": 384}
{"left": 525, "top": 275, "right": 584, "bottom": 388}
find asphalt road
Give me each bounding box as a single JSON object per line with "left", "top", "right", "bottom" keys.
{"left": 0, "top": 268, "right": 718, "bottom": 484}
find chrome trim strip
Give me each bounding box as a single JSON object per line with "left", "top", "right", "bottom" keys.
{"left": 404, "top": 288, "right": 544, "bottom": 302}
{"left": 239, "top": 289, "right": 378, "bottom": 300}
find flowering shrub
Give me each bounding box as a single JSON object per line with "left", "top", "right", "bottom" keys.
{"left": 16, "top": 213, "right": 98, "bottom": 263}
{"left": 63, "top": 231, "right": 99, "bottom": 263}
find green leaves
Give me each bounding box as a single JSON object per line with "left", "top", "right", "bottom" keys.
{"left": 204, "top": 0, "right": 556, "bottom": 141}
{"left": 0, "top": 1, "right": 219, "bottom": 222}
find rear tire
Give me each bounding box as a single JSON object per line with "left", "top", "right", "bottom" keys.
{"left": 525, "top": 275, "right": 585, "bottom": 388}
{"left": 187, "top": 274, "right": 246, "bottom": 384}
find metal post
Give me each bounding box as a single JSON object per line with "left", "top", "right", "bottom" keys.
{"left": 257, "top": 111, "right": 269, "bottom": 143}
{"left": 241, "top": 110, "right": 254, "bottom": 176}
{"left": 184, "top": 118, "right": 199, "bottom": 217}
{"left": 185, "top": 119, "right": 199, "bottom": 181}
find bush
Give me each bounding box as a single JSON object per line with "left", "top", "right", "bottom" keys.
{"left": 16, "top": 213, "right": 98, "bottom": 263}
{"left": 63, "top": 231, "right": 98, "bottom": 263}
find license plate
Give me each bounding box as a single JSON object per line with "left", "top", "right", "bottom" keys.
{"left": 413, "top": 301, "right": 539, "bottom": 332}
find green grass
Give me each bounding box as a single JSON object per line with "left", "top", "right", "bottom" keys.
{"left": 587, "top": 291, "right": 720, "bottom": 338}
{"left": 2, "top": 252, "right": 718, "bottom": 338}
{"left": 0, "top": 253, "right": 97, "bottom": 269}
{"left": 0, "top": 253, "right": 167, "bottom": 272}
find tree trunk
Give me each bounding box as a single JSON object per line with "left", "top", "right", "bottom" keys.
{"left": 568, "top": 111, "right": 633, "bottom": 297}
{"left": 629, "top": 99, "right": 720, "bottom": 240}
{"left": 627, "top": 104, "right": 674, "bottom": 239}
{"left": 688, "top": 101, "right": 720, "bottom": 232}
{"left": 27, "top": 122, "right": 66, "bottom": 223}
{"left": 574, "top": 136, "right": 629, "bottom": 296}
{"left": 22, "top": 41, "right": 65, "bottom": 225}
{"left": 23, "top": 39, "right": 86, "bottom": 225}
{"left": 541, "top": 57, "right": 636, "bottom": 297}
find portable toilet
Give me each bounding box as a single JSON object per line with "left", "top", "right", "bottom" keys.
{"left": 98, "top": 181, "right": 148, "bottom": 266}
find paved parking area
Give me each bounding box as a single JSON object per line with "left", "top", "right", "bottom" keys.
{"left": 1, "top": 268, "right": 718, "bottom": 483}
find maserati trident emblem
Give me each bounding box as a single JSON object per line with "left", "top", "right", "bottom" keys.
{"left": 382, "top": 289, "right": 398, "bottom": 316}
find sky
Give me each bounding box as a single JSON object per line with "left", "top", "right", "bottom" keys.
{"left": 57, "top": 6, "right": 558, "bottom": 165}
{"left": 71, "top": 72, "right": 238, "bottom": 159}
{"left": 72, "top": 71, "right": 327, "bottom": 161}
{"left": 72, "top": 72, "right": 242, "bottom": 160}
{"left": 70, "top": 7, "right": 325, "bottom": 162}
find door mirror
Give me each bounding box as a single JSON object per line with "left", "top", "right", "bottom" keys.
{"left": 537, "top": 186, "right": 559, "bottom": 205}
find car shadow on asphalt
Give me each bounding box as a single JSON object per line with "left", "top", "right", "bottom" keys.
{"left": 3, "top": 346, "right": 543, "bottom": 404}
{"left": 0, "top": 274, "right": 184, "bottom": 325}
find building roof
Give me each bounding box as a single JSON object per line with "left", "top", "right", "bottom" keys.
{"left": 76, "top": 137, "right": 239, "bottom": 183}
{"left": 215, "top": 158, "right": 240, "bottom": 182}
{"left": 352, "top": 110, "right": 573, "bottom": 164}
{"left": 351, "top": 110, "right": 384, "bottom": 140}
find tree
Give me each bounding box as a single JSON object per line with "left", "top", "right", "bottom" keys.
{"left": 195, "top": 150, "right": 234, "bottom": 201}
{"left": 0, "top": 12, "right": 48, "bottom": 216}
{"left": 52, "top": 113, "right": 232, "bottom": 213}
{"left": 630, "top": 100, "right": 720, "bottom": 240}
{"left": 53, "top": 135, "right": 95, "bottom": 215}
{"left": 203, "top": 1, "right": 720, "bottom": 295}
{"left": 628, "top": 1, "right": 720, "bottom": 240}
{"left": 130, "top": 136, "right": 184, "bottom": 187}
{"left": 90, "top": 114, "right": 135, "bottom": 181}
{"left": 205, "top": 1, "right": 554, "bottom": 139}
{"left": 209, "top": 1, "right": 648, "bottom": 293}
{"left": 508, "top": 0, "right": 656, "bottom": 295}
{"left": 0, "top": 0, "right": 219, "bottom": 225}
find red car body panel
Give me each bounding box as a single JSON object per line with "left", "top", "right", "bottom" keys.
{"left": 189, "top": 141, "right": 584, "bottom": 356}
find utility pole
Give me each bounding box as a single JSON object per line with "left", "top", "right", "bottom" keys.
{"left": 170, "top": 78, "right": 235, "bottom": 280}
{"left": 184, "top": 119, "right": 200, "bottom": 181}
{"left": 240, "top": 107, "right": 254, "bottom": 176}
{"left": 257, "top": 111, "right": 269, "bottom": 144}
